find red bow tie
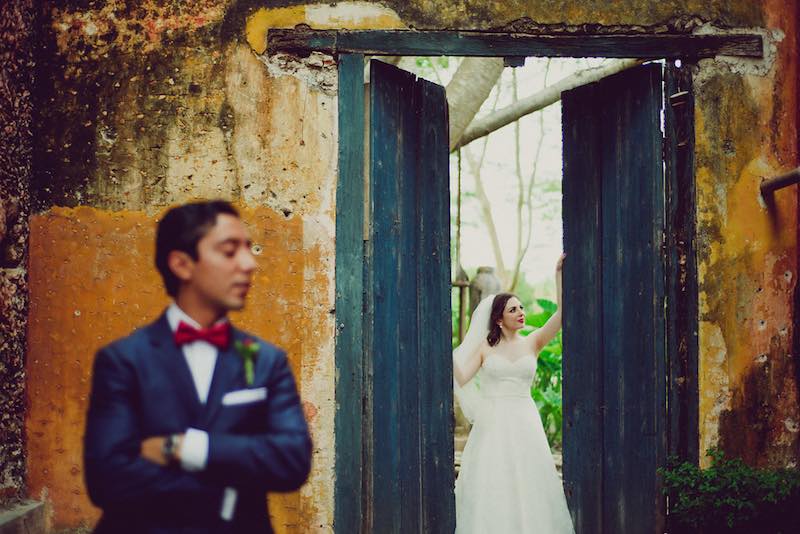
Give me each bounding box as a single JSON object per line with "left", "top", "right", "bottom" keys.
{"left": 174, "top": 321, "right": 231, "bottom": 350}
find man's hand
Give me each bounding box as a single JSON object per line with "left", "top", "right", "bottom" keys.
{"left": 141, "top": 435, "right": 183, "bottom": 466}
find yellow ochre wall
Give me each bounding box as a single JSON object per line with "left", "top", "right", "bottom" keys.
{"left": 25, "top": 0, "right": 797, "bottom": 531}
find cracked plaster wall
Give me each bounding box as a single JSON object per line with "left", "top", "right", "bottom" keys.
{"left": 20, "top": 0, "right": 800, "bottom": 530}
{"left": 694, "top": 0, "right": 799, "bottom": 468}
{"left": 29, "top": 1, "right": 341, "bottom": 530}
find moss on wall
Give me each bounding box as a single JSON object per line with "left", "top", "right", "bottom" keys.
{"left": 694, "top": 0, "right": 798, "bottom": 467}
{"left": 222, "top": 0, "right": 763, "bottom": 34}
{"left": 0, "top": 0, "right": 34, "bottom": 503}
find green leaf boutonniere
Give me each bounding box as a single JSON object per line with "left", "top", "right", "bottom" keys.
{"left": 234, "top": 339, "right": 260, "bottom": 386}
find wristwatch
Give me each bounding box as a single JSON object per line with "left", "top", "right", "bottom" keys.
{"left": 162, "top": 433, "right": 181, "bottom": 466}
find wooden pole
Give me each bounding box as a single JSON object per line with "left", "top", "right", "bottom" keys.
{"left": 760, "top": 167, "right": 800, "bottom": 196}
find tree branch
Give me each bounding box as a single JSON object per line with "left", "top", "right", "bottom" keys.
{"left": 453, "top": 58, "right": 643, "bottom": 150}
{"left": 463, "top": 84, "right": 506, "bottom": 278}
{"left": 446, "top": 57, "right": 505, "bottom": 150}
{"left": 509, "top": 59, "right": 551, "bottom": 291}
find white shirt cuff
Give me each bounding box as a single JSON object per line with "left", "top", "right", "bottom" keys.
{"left": 180, "top": 428, "right": 208, "bottom": 472}
{"left": 220, "top": 487, "right": 238, "bottom": 521}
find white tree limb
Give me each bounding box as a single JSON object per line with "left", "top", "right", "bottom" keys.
{"left": 453, "top": 58, "right": 643, "bottom": 150}
{"left": 446, "top": 57, "right": 505, "bottom": 150}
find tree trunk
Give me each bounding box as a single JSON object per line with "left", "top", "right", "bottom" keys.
{"left": 453, "top": 59, "right": 642, "bottom": 150}
{"left": 465, "top": 147, "right": 506, "bottom": 279}
{"left": 446, "top": 58, "right": 505, "bottom": 150}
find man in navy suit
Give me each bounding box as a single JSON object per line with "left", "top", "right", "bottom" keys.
{"left": 84, "top": 200, "right": 312, "bottom": 533}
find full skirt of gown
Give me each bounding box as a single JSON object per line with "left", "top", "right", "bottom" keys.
{"left": 455, "top": 353, "right": 575, "bottom": 534}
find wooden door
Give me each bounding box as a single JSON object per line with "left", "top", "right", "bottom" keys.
{"left": 366, "top": 59, "right": 454, "bottom": 533}
{"left": 562, "top": 62, "right": 668, "bottom": 533}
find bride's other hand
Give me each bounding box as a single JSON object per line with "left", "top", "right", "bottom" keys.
{"left": 555, "top": 252, "right": 565, "bottom": 309}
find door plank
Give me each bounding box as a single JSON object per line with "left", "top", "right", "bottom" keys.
{"left": 334, "top": 52, "right": 366, "bottom": 534}
{"left": 368, "top": 60, "right": 454, "bottom": 534}
{"left": 599, "top": 63, "right": 664, "bottom": 533}
{"left": 370, "top": 59, "right": 411, "bottom": 532}
{"left": 664, "top": 62, "right": 700, "bottom": 467}
{"left": 562, "top": 80, "right": 604, "bottom": 533}
{"left": 562, "top": 63, "right": 668, "bottom": 533}
{"left": 416, "top": 77, "right": 455, "bottom": 533}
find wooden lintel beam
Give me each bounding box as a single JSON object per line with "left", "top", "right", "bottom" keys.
{"left": 267, "top": 29, "right": 763, "bottom": 59}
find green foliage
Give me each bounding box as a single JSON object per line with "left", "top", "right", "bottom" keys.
{"left": 414, "top": 56, "right": 450, "bottom": 70}
{"left": 522, "top": 298, "right": 563, "bottom": 447}
{"left": 659, "top": 449, "right": 800, "bottom": 533}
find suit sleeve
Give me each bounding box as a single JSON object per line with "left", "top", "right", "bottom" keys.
{"left": 84, "top": 346, "right": 221, "bottom": 509}
{"left": 205, "top": 350, "right": 312, "bottom": 492}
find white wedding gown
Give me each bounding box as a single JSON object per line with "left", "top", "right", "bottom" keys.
{"left": 455, "top": 352, "right": 575, "bottom": 534}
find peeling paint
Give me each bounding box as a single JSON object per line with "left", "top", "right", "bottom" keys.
{"left": 694, "top": 0, "right": 798, "bottom": 466}
{"left": 699, "top": 321, "right": 732, "bottom": 465}
{"left": 245, "top": 6, "right": 307, "bottom": 54}
{"left": 245, "top": 2, "right": 404, "bottom": 54}
{"left": 49, "top": 0, "right": 226, "bottom": 59}
{"left": 259, "top": 52, "right": 337, "bottom": 96}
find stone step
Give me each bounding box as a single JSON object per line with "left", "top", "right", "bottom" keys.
{"left": 0, "top": 500, "right": 47, "bottom": 534}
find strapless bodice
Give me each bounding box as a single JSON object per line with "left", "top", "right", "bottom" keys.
{"left": 480, "top": 353, "right": 537, "bottom": 398}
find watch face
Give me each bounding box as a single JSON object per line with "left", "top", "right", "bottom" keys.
{"left": 163, "top": 435, "right": 176, "bottom": 460}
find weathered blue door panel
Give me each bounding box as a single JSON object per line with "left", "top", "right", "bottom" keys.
{"left": 563, "top": 63, "right": 667, "bottom": 534}
{"left": 368, "top": 59, "right": 454, "bottom": 534}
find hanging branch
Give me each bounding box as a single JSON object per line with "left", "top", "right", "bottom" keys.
{"left": 509, "top": 59, "right": 552, "bottom": 291}
{"left": 510, "top": 68, "right": 524, "bottom": 291}
{"left": 464, "top": 81, "right": 506, "bottom": 279}
{"left": 453, "top": 58, "right": 642, "bottom": 150}
{"left": 446, "top": 57, "right": 505, "bottom": 150}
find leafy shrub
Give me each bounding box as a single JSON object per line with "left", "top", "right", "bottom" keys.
{"left": 659, "top": 449, "right": 800, "bottom": 533}
{"left": 523, "top": 298, "right": 563, "bottom": 447}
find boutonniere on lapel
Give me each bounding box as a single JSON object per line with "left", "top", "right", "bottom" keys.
{"left": 234, "top": 339, "right": 260, "bottom": 386}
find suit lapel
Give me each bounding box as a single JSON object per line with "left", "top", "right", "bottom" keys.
{"left": 147, "top": 313, "right": 203, "bottom": 424}
{"left": 203, "top": 327, "right": 246, "bottom": 426}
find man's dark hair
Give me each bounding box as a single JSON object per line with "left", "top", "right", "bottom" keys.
{"left": 155, "top": 200, "right": 239, "bottom": 297}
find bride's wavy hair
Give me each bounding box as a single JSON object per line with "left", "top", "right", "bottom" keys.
{"left": 487, "top": 293, "right": 517, "bottom": 347}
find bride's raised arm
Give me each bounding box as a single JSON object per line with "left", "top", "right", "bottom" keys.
{"left": 453, "top": 339, "right": 487, "bottom": 387}
{"left": 529, "top": 253, "right": 565, "bottom": 354}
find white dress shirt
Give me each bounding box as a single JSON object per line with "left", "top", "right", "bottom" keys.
{"left": 165, "top": 303, "right": 228, "bottom": 472}
{"left": 165, "top": 303, "right": 238, "bottom": 520}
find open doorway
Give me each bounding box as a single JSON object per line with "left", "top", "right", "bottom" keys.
{"left": 396, "top": 56, "right": 681, "bottom": 534}
{"left": 347, "top": 54, "right": 686, "bottom": 534}
{"left": 272, "top": 29, "right": 760, "bottom": 533}
{"left": 393, "top": 55, "right": 606, "bottom": 480}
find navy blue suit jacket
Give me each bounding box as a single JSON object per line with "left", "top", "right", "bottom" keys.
{"left": 84, "top": 312, "right": 312, "bottom": 534}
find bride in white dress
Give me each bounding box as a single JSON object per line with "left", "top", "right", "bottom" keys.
{"left": 453, "top": 254, "right": 574, "bottom": 534}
